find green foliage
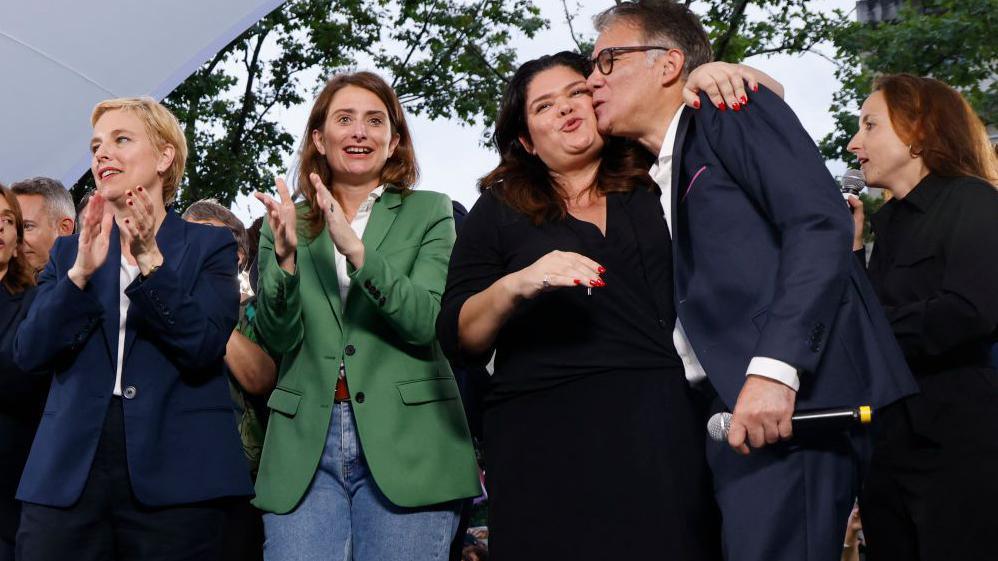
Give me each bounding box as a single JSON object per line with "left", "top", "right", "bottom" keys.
{"left": 161, "top": 0, "right": 544, "bottom": 209}
{"left": 819, "top": 0, "right": 998, "bottom": 163}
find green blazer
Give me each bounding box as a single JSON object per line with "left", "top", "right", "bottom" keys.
{"left": 252, "top": 188, "right": 480, "bottom": 513}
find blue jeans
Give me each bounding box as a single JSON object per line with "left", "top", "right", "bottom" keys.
{"left": 263, "top": 403, "right": 460, "bottom": 561}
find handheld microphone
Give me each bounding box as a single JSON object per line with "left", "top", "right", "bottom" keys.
{"left": 840, "top": 168, "right": 866, "bottom": 200}
{"left": 707, "top": 405, "right": 873, "bottom": 443}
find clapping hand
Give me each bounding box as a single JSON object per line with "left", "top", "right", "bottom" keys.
{"left": 68, "top": 192, "right": 114, "bottom": 289}
{"left": 120, "top": 186, "right": 164, "bottom": 276}
{"left": 254, "top": 178, "right": 298, "bottom": 274}
{"left": 309, "top": 173, "right": 365, "bottom": 268}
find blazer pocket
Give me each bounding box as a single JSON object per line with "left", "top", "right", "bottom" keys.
{"left": 396, "top": 377, "right": 459, "bottom": 405}
{"left": 268, "top": 387, "right": 303, "bottom": 417}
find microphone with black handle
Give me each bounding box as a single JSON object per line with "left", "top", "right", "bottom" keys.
{"left": 707, "top": 405, "right": 874, "bottom": 443}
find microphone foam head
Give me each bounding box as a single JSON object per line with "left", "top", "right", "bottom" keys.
{"left": 707, "top": 412, "right": 732, "bottom": 442}
{"left": 841, "top": 168, "right": 866, "bottom": 197}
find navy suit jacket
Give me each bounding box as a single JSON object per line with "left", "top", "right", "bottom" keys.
{"left": 13, "top": 210, "right": 252, "bottom": 507}
{"left": 670, "top": 88, "right": 918, "bottom": 412}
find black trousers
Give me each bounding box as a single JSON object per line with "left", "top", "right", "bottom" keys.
{"left": 16, "top": 398, "right": 229, "bottom": 561}
{"left": 860, "top": 371, "right": 998, "bottom": 561}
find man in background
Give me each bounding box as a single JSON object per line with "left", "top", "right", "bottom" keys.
{"left": 10, "top": 177, "right": 75, "bottom": 273}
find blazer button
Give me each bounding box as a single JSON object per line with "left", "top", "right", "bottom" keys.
{"left": 122, "top": 386, "right": 138, "bottom": 399}
{"left": 364, "top": 279, "right": 372, "bottom": 289}
{"left": 344, "top": 344, "right": 356, "bottom": 356}
{"left": 355, "top": 392, "right": 365, "bottom": 403}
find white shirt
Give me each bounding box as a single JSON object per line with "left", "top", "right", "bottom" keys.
{"left": 113, "top": 256, "right": 141, "bottom": 396}
{"left": 334, "top": 185, "right": 384, "bottom": 308}
{"left": 649, "top": 105, "right": 800, "bottom": 391}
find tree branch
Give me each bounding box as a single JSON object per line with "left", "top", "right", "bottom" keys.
{"left": 393, "top": 0, "right": 443, "bottom": 88}
{"left": 713, "top": 0, "right": 750, "bottom": 61}
{"left": 561, "top": 0, "right": 587, "bottom": 53}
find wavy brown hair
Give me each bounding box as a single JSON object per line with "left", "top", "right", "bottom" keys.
{"left": 875, "top": 74, "right": 998, "bottom": 185}
{"left": 479, "top": 51, "right": 656, "bottom": 224}
{"left": 297, "top": 71, "right": 419, "bottom": 238}
{"left": 0, "top": 184, "right": 37, "bottom": 294}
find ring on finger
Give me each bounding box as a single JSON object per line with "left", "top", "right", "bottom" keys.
{"left": 542, "top": 274, "right": 550, "bottom": 289}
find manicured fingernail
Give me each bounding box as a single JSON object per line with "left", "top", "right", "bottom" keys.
{"left": 589, "top": 279, "right": 599, "bottom": 287}
{"left": 740, "top": 95, "right": 748, "bottom": 104}
{"left": 718, "top": 102, "right": 727, "bottom": 111}
{"left": 732, "top": 102, "right": 741, "bottom": 111}
{"left": 127, "top": 200, "right": 133, "bottom": 206}
{"left": 573, "top": 279, "right": 581, "bottom": 285}
{"left": 596, "top": 279, "right": 606, "bottom": 287}
{"left": 693, "top": 99, "right": 701, "bottom": 109}
{"left": 137, "top": 186, "right": 143, "bottom": 192}
{"left": 126, "top": 190, "right": 132, "bottom": 196}
{"left": 124, "top": 219, "right": 130, "bottom": 224}
{"left": 597, "top": 266, "right": 606, "bottom": 274}
{"left": 752, "top": 84, "right": 759, "bottom": 92}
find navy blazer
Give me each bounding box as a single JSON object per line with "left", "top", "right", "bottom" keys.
{"left": 670, "top": 88, "right": 918, "bottom": 412}
{"left": 13, "top": 210, "right": 252, "bottom": 507}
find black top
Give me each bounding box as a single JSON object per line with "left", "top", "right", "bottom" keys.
{"left": 0, "top": 283, "right": 47, "bottom": 540}
{"left": 438, "top": 187, "right": 681, "bottom": 401}
{"left": 866, "top": 174, "right": 998, "bottom": 375}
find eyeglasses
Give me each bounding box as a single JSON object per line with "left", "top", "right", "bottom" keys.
{"left": 590, "top": 46, "right": 672, "bottom": 76}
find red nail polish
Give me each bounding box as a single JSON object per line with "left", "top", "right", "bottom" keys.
{"left": 732, "top": 102, "right": 741, "bottom": 111}
{"left": 752, "top": 84, "right": 759, "bottom": 92}
{"left": 718, "top": 102, "right": 727, "bottom": 111}
{"left": 127, "top": 200, "right": 133, "bottom": 206}
{"left": 597, "top": 266, "right": 606, "bottom": 274}
{"left": 740, "top": 95, "right": 748, "bottom": 104}
{"left": 589, "top": 279, "right": 598, "bottom": 287}
{"left": 124, "top": 218, "right": 130, "bottom": 224}
{"left": 573, "top": 279, "right": 581, "bottom": 285}
{"left": 137, "top": 186, "right": 143, "bottom": 192}
{"left": 126, "top": 190, "right": 132, "bottom": 196}
{"left": 596, "top": 279, "right": 606, "bottom": 287}
{"left": 693, "top": 99, "right": 701, "bottom": 109}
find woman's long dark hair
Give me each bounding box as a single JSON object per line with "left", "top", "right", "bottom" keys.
{"left": 0, "top": 184, "right": 36, "bottom": 294}
{"left": 479, "top": 51, "right": 655, "bottom": 224}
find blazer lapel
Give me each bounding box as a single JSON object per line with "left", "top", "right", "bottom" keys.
{"left": 361, "top": 188, "right": 402, "bottom": 253}
{"left": 123, "top": 210, "right": 188, "bottom": 363}
{"left": 670, "top": 107, "right": 692, "bottom": 244}
{"left": 305, "top": 233, "right": 344, "bottom": 333}
{"left": 97, "top": 222, "right": 123, "bottom": 365}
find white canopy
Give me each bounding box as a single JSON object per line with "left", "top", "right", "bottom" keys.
{"left": 0, "top": 0, "right": 286, "bottom": 187}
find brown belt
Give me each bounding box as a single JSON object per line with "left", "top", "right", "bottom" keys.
{"left": 334, "top": 376, "right": 350, "bottom": 402}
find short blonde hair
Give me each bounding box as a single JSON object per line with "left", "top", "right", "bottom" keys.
{"left": 91, "top": 97, "right": 188, "bottom": 203}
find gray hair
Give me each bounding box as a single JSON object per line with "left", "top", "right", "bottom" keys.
{"left": 181, "top": 199, "right": 249, "bottom": 266}
{"left": 9, "top": 177, "right": 75, "bottom": 224}
{"left": 593, "top": 1, "right": 713, "bottom": 77}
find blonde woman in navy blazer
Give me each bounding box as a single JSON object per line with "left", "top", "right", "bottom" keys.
{"left": 14, "top": 97, "right": 251, "bottom": 561}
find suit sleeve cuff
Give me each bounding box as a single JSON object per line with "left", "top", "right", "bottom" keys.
{"left": 746, "top": 356, "right": 800, "bottom": 391}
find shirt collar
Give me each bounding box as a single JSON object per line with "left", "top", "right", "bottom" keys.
{"left": 897, "top": 173, "right": 944, "bottom": 213}
{"left": 358, "top": 185, "right": 386, "bottom": 214}
{"left": 656, "top": 104, "right": 687, "bottom": 164}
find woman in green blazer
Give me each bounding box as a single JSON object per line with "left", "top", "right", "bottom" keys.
{"left": 252, "top": 71, "right": 480, "bottom": 561}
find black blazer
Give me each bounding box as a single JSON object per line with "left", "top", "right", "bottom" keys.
{"left": 0, "top": 284, "right": 46, "bottom": 541}
{"left": 670, "top": 87, "right": 919, "bottom": 412}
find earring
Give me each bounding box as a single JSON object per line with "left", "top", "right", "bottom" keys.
{"left": 907, "top": 144, "right": 921, "bottom": 158}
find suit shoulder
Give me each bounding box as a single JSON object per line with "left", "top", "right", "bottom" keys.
{"left": 183, "top": 219, "right": 237, "bottom": 250}
{"left": 404, "top": 189, "right": 452, "bottom": 206}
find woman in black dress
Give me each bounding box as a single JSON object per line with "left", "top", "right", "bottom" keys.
{"left": 847, "top": 74, "right": 998, "bottom": 560}
{"left": 0, "top": 184, "right": 42, "bottom": 561}
{"left": 437, "top": 51, "right": 782, "bottom": 560}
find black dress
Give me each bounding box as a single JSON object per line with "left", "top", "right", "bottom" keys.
{"left": 0, "top": 284, "right": 45, "bottom": 557}
{"left": 438, "top": 188, "right": 719, "bottom": 561}
{"left": 858, "top": 174, "right": 998, "bottom": 560}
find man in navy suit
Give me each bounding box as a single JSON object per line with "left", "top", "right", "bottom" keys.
{"left": 586, "top": 3, "right": 918, "bottom": 560}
